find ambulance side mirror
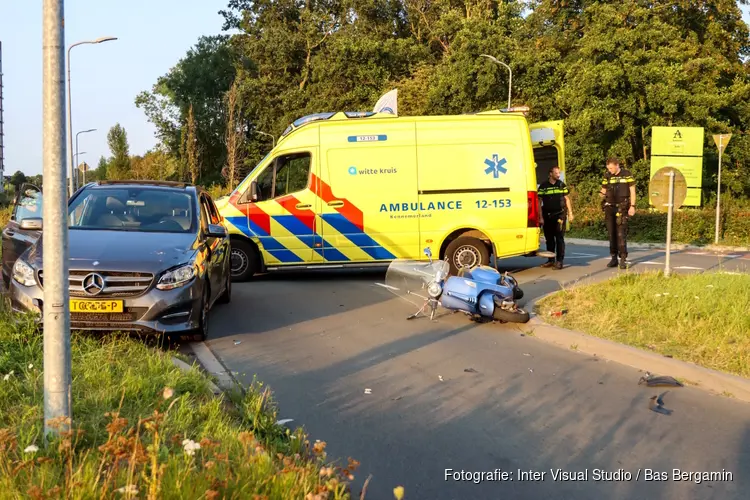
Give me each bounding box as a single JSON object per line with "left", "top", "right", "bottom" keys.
{"left": 250, "top": 181, "right": 259, "bottom": 201}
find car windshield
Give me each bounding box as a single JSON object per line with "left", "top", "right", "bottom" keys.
{"left": 68, "top": 187, "right": 196, "bottom": 233}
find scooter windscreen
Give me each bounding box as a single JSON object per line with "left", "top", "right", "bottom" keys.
{"left": 383, "top": 258, "right": 450, "bottom": 308}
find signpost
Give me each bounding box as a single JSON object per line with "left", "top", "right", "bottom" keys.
{"left": 650, "top": 127, "right": 704, "bottom": 206}
{"left": 713, "top": 133, "right": 732, "bottom": 244}
{"left": 649, "top": 167, "right": 688, "bottom": 277}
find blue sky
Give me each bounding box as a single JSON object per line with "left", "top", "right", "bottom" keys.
{"left": 1, "top": 2, "right": 749, "bottom": 177}
{"left": 1, "top": 0, "right": 228, "bottom": 177}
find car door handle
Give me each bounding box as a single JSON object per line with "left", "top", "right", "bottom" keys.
{"left": 327, "top": 200, "right": 344, "bottom": 208}
{"left": 3, "top": 230, "right": 14, "bottom": 237}
{"left": 295, "top": 203, "right": 312, "bottom": 210}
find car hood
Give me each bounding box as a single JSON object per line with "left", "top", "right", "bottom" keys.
{"left": 26, "top": 230, "right": 200, "bottom": 274}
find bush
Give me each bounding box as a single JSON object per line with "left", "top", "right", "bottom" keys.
{"left": 0, "top": 206, "right": 11, "bottom": 229}
{"left": 566, "top": 190, "right": 750, "bottom": 247}
{"left": 0, "top": 304, "right": 357, "bottom": 499}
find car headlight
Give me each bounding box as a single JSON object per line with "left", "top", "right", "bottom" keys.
{"left": 12, "top": 259, "right": 36, "bottom": 287}
{"left": 157, "top": 264, "right": 196, "bottom": 290}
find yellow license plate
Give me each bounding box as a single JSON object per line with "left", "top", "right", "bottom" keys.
{"left": 70, "top": 299, "right": 124, "bottom": 313}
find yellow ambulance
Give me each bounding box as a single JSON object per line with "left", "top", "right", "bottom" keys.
{"left": 215, "top": 109, "right": 565, "bottom": 281}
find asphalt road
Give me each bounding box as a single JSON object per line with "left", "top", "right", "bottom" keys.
{"left": 203, "top": 244, "right": 750, "bottom": 500}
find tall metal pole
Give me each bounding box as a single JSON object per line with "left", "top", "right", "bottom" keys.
{"left": 66, "top": 44, "right": 74, "bottom": 196}
{"left": 0, "top": 41, "right": 5, "bottom": 194}
{"left": 42, "top": 0, "right": 72, "bottom": 438}
{"left": 256, "top": 130, "right": 275, "bottom": 149}
{"left": 75, "top": 128, "right": 95, "bottom": 188}
{"left": 66, "top": 38, "right": 116, "bottom": 196}
{"left": 479, "top": 54, "right": 512, "bottom": 109}
{"left": 664, "top": 169, "right": 675, "bottom": 277}
{"left": 714, "top": 135, "right": 723, "bottom": 244}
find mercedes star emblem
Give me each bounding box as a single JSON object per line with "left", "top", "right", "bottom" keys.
{"left": 82, "top": 273, "right": 105, "bottom": 296}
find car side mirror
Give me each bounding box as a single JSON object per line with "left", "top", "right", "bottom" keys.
{"left": 206, "top": 223, "right": 227, "bottom": 238}
{"left": 250, "top": 181, "right": 259, "bottom": 201}
{"left": 20, "top": 218, "right": 43, "bottom": 231}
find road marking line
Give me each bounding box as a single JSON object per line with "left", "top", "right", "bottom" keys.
{"left": 674, "top": 266, "right": 704, "bottom": 270}
{"left": 566, "top": 252, "right": 600, "bottom": 258}
{"left": 641, "top": 261, "right": 663, "bottom": 265}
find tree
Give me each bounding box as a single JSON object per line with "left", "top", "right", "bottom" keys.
{"left": 10, "top": 171, "right": 27, "bottom": 188}
{"left": 106, "top": 124, "right": 131, "bottom": 180}
{"left": 138, "top": 0, "right": 750, "bottom": 202}
{"left": 224, "top": 79, "right": 244, "bottom": 190}
{"left": 186, "top": 104, "right": 199, "bottom": 184}
{"left": 135, "top": 35, "right": 236, "bottom": 186}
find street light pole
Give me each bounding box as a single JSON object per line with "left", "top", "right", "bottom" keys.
{"left": 75, "top": 128, "right": 95, "bottom": 188}
{"left": 67, "top": 37, "right": 116, "bottom": 195}
{"left": 42, "top": 0, "right": 71, "bottom": 438}
{"left": 256, "top": 130, "right": 275, "bottom": 149}
{"left": 479, "top": 54, "right": 512, "bottom": 110}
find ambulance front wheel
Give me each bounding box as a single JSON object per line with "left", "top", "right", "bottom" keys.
{"left": 230, "top": 239, "right": 259, "bottom": 282}
{"left": 445, "top": 236, "right": 490, "bottom": 276}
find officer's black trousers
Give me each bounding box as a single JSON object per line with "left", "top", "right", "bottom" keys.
{"left": 604, "top": 205, "right": 629, "bottom": 259}
{"left": 543, "top": 213, "right": 566, "bottom": 262}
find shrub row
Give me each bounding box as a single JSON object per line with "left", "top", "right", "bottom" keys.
{"left": 567, "top": 202, "right": 750, "bottom": 247}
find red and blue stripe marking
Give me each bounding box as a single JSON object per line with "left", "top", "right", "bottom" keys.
{"left": 227, "top": 177, "right": 396, "bottom": 263}
{"left": 311, "top": 174, "right": 396, "bottom": 260}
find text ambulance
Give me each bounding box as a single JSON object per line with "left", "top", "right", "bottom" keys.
{"left": 214, "top": 110, "right": 565, "bottom": 281}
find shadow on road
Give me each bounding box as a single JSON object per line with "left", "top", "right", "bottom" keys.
{"left": 206, "top": 246, "right": 750, "bottom": 499}
{"left": 208, "top": 268, "right": 393, "bottom": 340}
{"left": 220, "top": 315, "right": 750, "bottom": 500}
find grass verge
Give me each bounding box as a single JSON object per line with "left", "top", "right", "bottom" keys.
{"left": 535, "top": 271, "right": 750, "bottom": 378}
{"left": 0, "top": 302, "right": 359, "bottom": 499}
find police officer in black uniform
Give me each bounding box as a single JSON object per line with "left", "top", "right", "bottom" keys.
{"left": 538, "top": 166, "right": 574, "bottom": 269}
{"left": 600, "top": 156, "right": 636, "bottom": 269}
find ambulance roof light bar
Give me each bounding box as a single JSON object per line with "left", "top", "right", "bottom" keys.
{"left": 282, "top": 110, "right": 389, "bottom": 137}
{"left": 501, "top": 106, "right": 530, "bottom": 114}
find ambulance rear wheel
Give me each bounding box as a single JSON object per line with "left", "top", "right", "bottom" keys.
{"left": 230, "top": 239, "right": 258, "bottom": 282}
{"left": 445, "top": 236, "right": 490, "bottom": 276}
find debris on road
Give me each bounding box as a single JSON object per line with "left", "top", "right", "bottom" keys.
{"left": 638, "top": 372, "right": 684, "bottom": 387}
{"left": 276, "top": 418, "right": 294, "bottom": 426}
{"left": 464, "top": 368, "right": 478, "bottom": 373}
{"left": 649, "top": 391, "right": 673, "bottom": 415}
{"left": 523, "top": 353, "right": 531, "bottom": 357}
{"left": 364, "top": 388, "right": 372, "bottom": 394}
{"left": 233, "top": 340, "right": 241, "bottom": 345}
{"left": 438, "top": 375, "right": 444, "bottom": 381}
{"left": 391, "top": 396, "right": 403, "bottom": 401}
{"left": 550, "top": 309, "right": 568, "bottom": 317}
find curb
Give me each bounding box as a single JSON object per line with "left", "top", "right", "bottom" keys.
{"left": 171, "top": 356, "right": 223, "bottom": 396}
{"left": 518, "top": 289, "right": 750, "bottom": 404}
{"left": 189, "top": 341, "right": 244, "bottom": 394}
{"left": 558, "top": 237, "right": 749, "bottom": 253}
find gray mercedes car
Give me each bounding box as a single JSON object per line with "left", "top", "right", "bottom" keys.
{"left": 1, "top": 180, "right": 231, "bottom": 340}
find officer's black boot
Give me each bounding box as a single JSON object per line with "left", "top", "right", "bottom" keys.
{"left": 606, "top": 255, "right": 618, "bottom": 268}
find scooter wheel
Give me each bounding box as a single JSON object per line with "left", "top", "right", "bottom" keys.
{"left": 493, "top": 307, "right": 530, "bottom": 324}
